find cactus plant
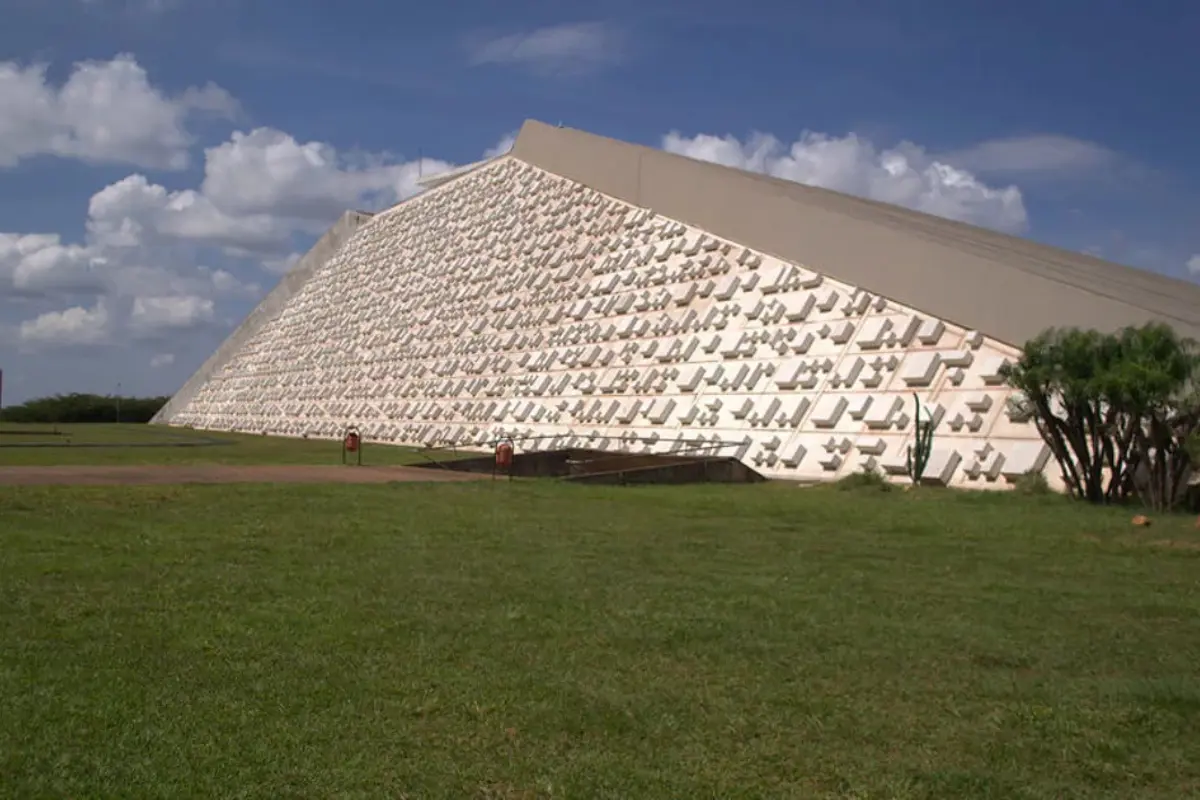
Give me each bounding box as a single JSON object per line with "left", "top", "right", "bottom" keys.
{"left": 905, "top": 393, "right": 936, "bottom": 485}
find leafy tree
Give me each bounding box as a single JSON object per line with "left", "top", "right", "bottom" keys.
{"left": 1002, "top": 322, "right": 1200, "bottom": 511}
{"left": 1106, "top": 324, "right": 1200, "bottom": 511}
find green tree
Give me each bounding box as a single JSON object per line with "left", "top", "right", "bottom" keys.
{"left": 1002, "top": 322, "right": 1200, "bottom": 511}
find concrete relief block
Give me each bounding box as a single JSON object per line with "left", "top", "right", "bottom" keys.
{"left": 826, "top": 321, "right": 856, "bottom": 345}
{"left": 974, "top": 353, "right": 1012, "bottom": 385}
{"left": 778, "top": 397, "right": 812, "bottom": 428}
{"left": 842, "top": 290, "right": 873, "bottom": 316}
{"left": 963, "top": 330, "right": 985, "bottom": 350}
{"left": 916, "top": 318, "right": 945, "bottom": 345}
{"left": 900, "top": 352, "right": 941, "bottom": 387}
{"left": 843, "top": 394, "right": 873, "bottom": 423}
{"left": 774, "top": 359, "right": 809, "bottom": 390}
{"left": 920, "top": 448, "right": 964, "bottom": 485}
{"left": 1000, "top": 441, "right": 1051, "bottom": 480}
{"left": 831, "top": 357, "right": 866, "bottom": 389}
{"left": 790, "top": 331, "right": 816, "bottom": 354}
{"left": 856, "top": 317, "right": 894, "bottom": 350}
{"left": 863, "top": 396, "right": 904, "bottom": 429}
{"left": 737, "top": 248, "right": 763, "bottom": 269}
{"left": 809, "top": 395, "right": 849, "bottom": 428}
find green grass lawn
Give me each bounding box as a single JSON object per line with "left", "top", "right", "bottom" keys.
{"left": 0, "top": 423, "right": 428, "bottom": 466}
{"left": 2, "top": 479, "right": 1198, "bottom": 798}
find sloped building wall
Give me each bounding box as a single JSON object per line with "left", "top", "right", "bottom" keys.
{"left": 160, "top": 157, "right": 1054, "bottom": 488}
{"left": 151, "top": 210, "right": 373, "bottom": 425}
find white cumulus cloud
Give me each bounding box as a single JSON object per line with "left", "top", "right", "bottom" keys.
{"left": 662, "top": 129, "right": 1029, "bottom": 233}
{"left": 19, "top": 300, "right": 110, "bottom": 347}
{"left": 149, "top": 352, "right": 176, "bottom": 368}
{"left": 76, "top": 127, "right": 462, "bottom": 261}
{"left": 0, "top": 233, "right": 106, "bottom": 296}
{"left": 130, "top": 294, "right": 215, "bottom": 332}
{"left": 3, "top": 125, "right": 512, "bottom": 350}
{"left": 87, "top": 173, "right": 291, "bottom": 255}
{"left": 200, "top": 128, "right": 453, "bottom": 222}
{"left": 2, "top": 209, "right": 261, "bottom": 304}
{"left": 1187, "top": 255, "right": 1200, "bottom": 276}
{"left": 0, "top": 53, "right": 237, "bottom": 170}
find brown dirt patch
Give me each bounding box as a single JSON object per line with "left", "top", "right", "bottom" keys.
{"left": 0, "top": 465, "right": 488, "bottom": 486}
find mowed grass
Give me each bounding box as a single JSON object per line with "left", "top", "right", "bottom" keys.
{"left": 0, "top": 423, "right": 427, "bottom": 466}
{"left": 2, "top": 480, "right": 1199, "bottom": 798}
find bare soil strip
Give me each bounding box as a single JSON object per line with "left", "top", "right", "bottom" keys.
{"left": 0, "top": 465, "right": 489, "bottom": 486}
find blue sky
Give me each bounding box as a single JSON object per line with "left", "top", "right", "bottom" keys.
{"left": 1, "top": 0, "right": 1198, "bottom": 405}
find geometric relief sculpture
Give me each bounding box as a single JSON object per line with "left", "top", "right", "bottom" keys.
{"left": 153, "top": 121, "right": 1200, "bottom": 492}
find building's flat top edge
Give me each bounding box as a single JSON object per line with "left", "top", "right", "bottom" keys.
{"left": 508, "top": 118, "right": 1200, "bottom": 342}
{"left": 511, "top": 119, "right": 1197, "bottom": 294}
{"left": 366, "top": 155, "right": 509, "bottom": 221}
{"left": 416, "top": 156, "right": 501, "bottom": 189}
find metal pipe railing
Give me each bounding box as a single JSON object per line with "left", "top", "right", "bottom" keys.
{"left": 414, "top": 431, "right": 745, "bottom": 472}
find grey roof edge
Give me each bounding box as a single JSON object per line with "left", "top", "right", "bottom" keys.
{"left": 151, "top": 209, "right": 374, "bottom": 425}
{"left": 415, "top": 156, "right": 499, "bottom": 190}
{"left": 371, "top": 155, "right": 511, "bottom": 220}
{"left": 511, "top": 119, "right": 1200, "bottom": 346}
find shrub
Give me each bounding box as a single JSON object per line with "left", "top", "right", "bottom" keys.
{"left": 835, "top": 464, "right": 894, "bottom": 492}
{"left": 1012, "top": 470, "right": 1052, "bottom": 496}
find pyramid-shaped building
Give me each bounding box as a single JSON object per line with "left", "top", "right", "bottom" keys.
{"left": 153, "top": 120, "right": 1200, "bottom": 488}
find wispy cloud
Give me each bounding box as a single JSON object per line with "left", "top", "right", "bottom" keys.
{"left": 217, "top": 41, "right": 448, "bottom": 95}
{"left": 79, "top": 0, "right": 180, "bottom": 13}
{"left": 1078, "top": 234, "right": 1194, "bottom": 278}
{"left": 466, "top": 22, "right": 625, "bottom": 76}
{"left": 939, "top": 134, "right": 1124, "bottom": 179}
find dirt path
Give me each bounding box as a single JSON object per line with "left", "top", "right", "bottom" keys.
{"left": 0, "top": 464, "right": 487, "bottom": 486}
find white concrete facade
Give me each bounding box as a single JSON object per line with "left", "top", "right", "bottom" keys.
{"left": 159, "top": 156, "right": 1057, "bottom": 488}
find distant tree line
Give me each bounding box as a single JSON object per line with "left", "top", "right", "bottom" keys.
{"left": 0, "top": 393, "right": 170, "bottom": 424}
